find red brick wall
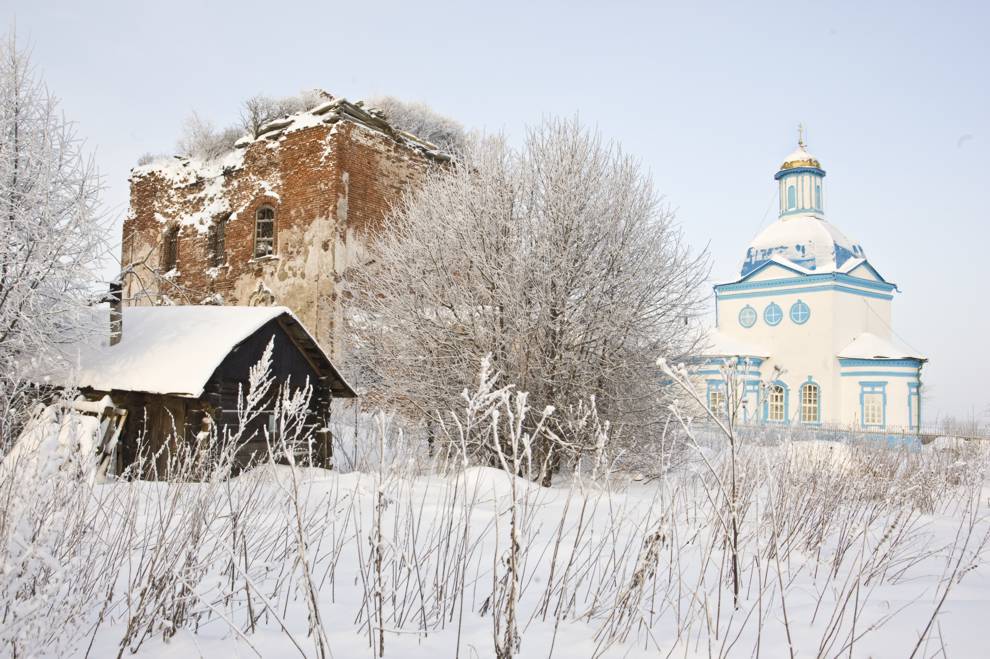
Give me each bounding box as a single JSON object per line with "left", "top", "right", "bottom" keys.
{"left": 122, "top": 116, "right": 435, "bottom": 357}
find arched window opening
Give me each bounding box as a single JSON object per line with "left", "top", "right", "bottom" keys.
{"left": 786, "top": 184, "right": 797, "bottom": 210}
{"left": 815, "top": 183, "right": 822, "bottom": 210}
{"left": 161, "top": 226, "right": 179, "bottom": 272}
{"left": 800, "top": 382, "right": 820, "bottom": 423}
{"left": 767, "top": 384, "right": 786, "bottom": 422}
{"left": 254, "top": 206, "right": 276, "bottom": 258}
{"left": 208, "top": 215, "right": 228, "bottom": 267}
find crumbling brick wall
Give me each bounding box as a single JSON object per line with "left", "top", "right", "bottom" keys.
{"left": 122, "top": 100, "right": 441, "bottom": 359}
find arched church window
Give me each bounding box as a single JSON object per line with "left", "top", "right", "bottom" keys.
{"left": 789, "top": 300, "right": 810, "bottom": 324}
{"left": 738, "top": 305, "right": 757, "bottom": 328}
{"left": 764, "top": 302, "right": 783, "bottom": 326}
{"left": 161, "top": 225, "right": 179, "bottom": 272}
{"left": 208, "top": 214, "right": 228, "bottom": 267}
{"left": 767, "top": 384, "right": 786, "bottom": 422}
{"left": 815, "top": 184, "right": 822, "bottom": 210}
{"left": 800, "top": 382, "right": 820, "bottom": 423}
{"left": 786, "top": 184, "right": 796, "bottom": 210}
{"left": 254, "top": 206, "right": 276, "bottom": 258}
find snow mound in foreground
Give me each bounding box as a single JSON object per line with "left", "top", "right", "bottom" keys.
{"left": 2, "top": 405, "right": 103, "bottom": 478}
{"left": 455, "top": 466, "right": 542, "bottom": 500}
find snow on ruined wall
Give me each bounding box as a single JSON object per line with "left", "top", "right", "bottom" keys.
{"left": 122, "top": 107, "right": 436, "bottom": 359}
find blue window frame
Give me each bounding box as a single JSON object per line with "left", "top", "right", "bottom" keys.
{"left": 859, "top": 381, "right": 887, "bottom": 428}
{"left": 789, "top": 300, "right": 810, "bottom": 324}
{"left": 763, "top": 302, "right": 783, "bottom": 326}
{"left": 799, "top": 377, "right": 820, "bottom": 424}
{"left": 815, "top": 184, "right": 822, "bottom": 210}
{"left": 738, "top": 305, "right": 757, "bottom": 328}
{"left": 787, "top": 184, "right": 796, "bottom": 210}
{"left": 706, "top": 380, "right": 726, "bottom": 418}
{"left": 763, "top": 381, "right": 788, "bottom": 423}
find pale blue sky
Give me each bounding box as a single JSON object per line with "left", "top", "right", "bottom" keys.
{"left": 5, "top": 0, "right": 988, "bottom": 421}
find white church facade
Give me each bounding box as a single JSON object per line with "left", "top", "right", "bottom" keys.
{"left": 703, "top": 138, "right": 926, "bottom": 431}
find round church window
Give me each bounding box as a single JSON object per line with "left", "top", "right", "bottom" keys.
{"left": 790, "top": 300, "right": 810, "bottom": 324}
{"left": 738, "top": 305, "right": 757, "bottom": 328}
{"left": 764, "top": 302, "right": 783, "bottom": 326}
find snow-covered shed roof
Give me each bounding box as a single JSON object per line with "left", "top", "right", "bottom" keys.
{"left": 838, "top": 332, "right": 926, "bottom": 362}
{"left": 64, "top": 306, "right": 355, "bottom": 398}
{"left": 703, "top": 330, "right": 771, "bottom": 359}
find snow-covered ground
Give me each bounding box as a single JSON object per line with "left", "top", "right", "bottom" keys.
{"left": 3, "top": 434, "right": 988, "bottom": 658}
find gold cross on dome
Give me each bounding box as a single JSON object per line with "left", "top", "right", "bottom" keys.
{"left": 798, "top": 123, "right": 806, "bottom": 148}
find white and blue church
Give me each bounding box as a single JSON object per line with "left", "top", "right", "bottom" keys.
{"left": 704, "top": 137, "right": 926, "bottom": 431}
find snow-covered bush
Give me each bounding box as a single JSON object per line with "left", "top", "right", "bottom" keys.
{"left": 170, "top": 90, "right": 461, "bottom": 161}
{"left": 174, "top": 111, "right": 243, "bottom": 161}
{"left": 367, "top": 95, "right": 466, "bottom": 154}
{"left": 239, "top": 90, "right": 325, "bottom": 138}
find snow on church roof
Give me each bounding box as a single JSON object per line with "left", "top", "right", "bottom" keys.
{"left": 740, "top": 214, "right": 866, "bottom": 277}
{"left": 61, "top": 306, "right": 355, "bottom": 398}
{"left": 838, "top": 332, "right": 926, "bottom": 362}
{"left": 778, "top": 144, "right": 822, "bottom": 171}
{"left": 703, "top": 330, "right": 771, "bottom": 359}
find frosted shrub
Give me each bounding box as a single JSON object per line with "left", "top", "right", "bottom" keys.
{"left": 367, "top": 95, "right": 467, "bottom": 154}
{"left": 346, "top": 119, "right": 710, "bottom": 483}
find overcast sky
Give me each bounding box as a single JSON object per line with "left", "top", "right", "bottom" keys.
{"left": 4, "top": 0, "right": 988, "bottom": 421}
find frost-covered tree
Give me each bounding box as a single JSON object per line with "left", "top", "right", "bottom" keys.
{"left": 0, "top": 34, "right": 106, "bottom": 436}
{"left": 173, "top": 91, "right": 327, "bottom": 159}
{"left": 368, "top": 96, "right": 466, "bottom": 155}
{"left": 175, "top": 111, "right": 242, "bottom": 160}
{"left": 346, "top": 118, "right": 709, "bottom": 476}
{"left": 239, "top": 90, "right": 325, "bottom": 138}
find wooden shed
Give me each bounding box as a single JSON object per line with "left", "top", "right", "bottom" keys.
{"left": 68, "top": 305, "right": 355, "bottom": 478}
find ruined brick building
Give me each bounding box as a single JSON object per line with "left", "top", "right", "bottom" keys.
{"left": 122, "top": 96, "right": 447, "bottom": 359}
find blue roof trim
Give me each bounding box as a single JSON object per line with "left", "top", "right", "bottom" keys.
{"left": 779, "top": 208, "right": 825, "bottom": 219}
{"left": 774, "top": 166, "right": 826, "bottom": 180}
{"left": 739, "top": 245, "right": 870, "bottom": 278}
{"left": 716, "top": 271, "right": 895, "bottom": 294}
{"left": 716, "top": 285, "right": 894, "bottom": 301}
{"left": 845, "top": 260, "right": 889, "bottom": 284}
{"left": 731, "top": 259, "right": 808, "bottom": 282}
{"left": 839, "top": 358, "right": 924, "bottom": 368}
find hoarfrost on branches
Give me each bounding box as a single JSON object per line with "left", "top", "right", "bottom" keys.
{"left": 239, "top": 90, "right": 325, "bottom": 138}
{"left": 0, "top": 32, "right": 107, "bottom": 441}
{"left": 345, "top": 117, "right": 709, "bottom": 479}
{"left": 367, "top": 95, "right": 467, "bottom": 155}
{"left": 174, "top": 111, "right": 243, "bottom": 161}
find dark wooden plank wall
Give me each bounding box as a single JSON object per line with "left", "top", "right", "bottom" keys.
{"left": 79, "top": 318, "right": 335, "bottom": 478}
